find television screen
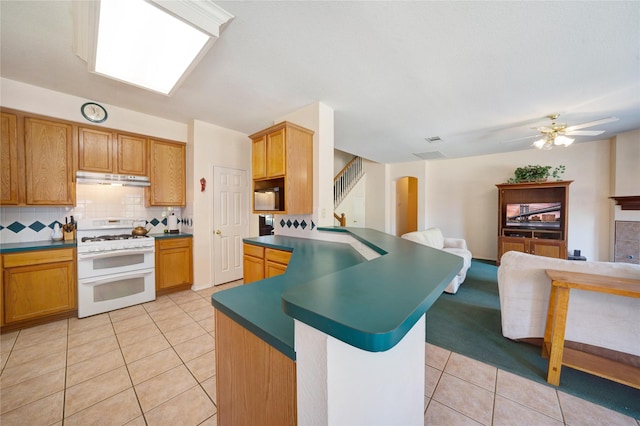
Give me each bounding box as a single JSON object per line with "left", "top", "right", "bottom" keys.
{"left": 506, "top": 202, "right": 561, "bottom": 228}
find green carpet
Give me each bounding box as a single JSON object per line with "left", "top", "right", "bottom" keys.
{"left": 425, "top": 260, "right": 640, "bottom": 419}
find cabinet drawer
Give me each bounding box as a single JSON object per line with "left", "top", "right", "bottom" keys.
{"left": 156, "top": 237, "right": 191, "bottom": 250}
{"left": 3, "top": 248, "right": 75, "bottom": 268}
{"left": 265, "top": 248, "right": 291, "bottom": 265}
{"left": 244, "top": 243, "right": 264, "bottom": 259}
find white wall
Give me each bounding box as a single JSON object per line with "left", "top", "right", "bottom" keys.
{"left": 363, "top": 159, "right": 387, "bottom": 232}
{"left": 189, "top": 120, "right": 252, "bottom": 288}
{"left": 0, "top": 78, "right": 186, "bottom": 141}
{"left": 421, "top": 140, "right": 612, "bottom": 261}
{"left": 334, "top": 149, "right": 354, "bottom": 175}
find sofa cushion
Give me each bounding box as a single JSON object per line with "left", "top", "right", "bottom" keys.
{"left": 401, "top": 228, "right": 444, "bottom": 250}
{"left": 443, "top": 248, "right": 472, "bottom": 270}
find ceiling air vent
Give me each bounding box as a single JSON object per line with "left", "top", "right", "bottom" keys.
{"left": 414, "top": 151, "right": 447, "bottom": 160}
{"left": 425, "top": 136, "right": 442, "bottom": 143}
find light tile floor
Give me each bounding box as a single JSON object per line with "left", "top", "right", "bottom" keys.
{"left": 1, "top": 281, "right": 638, "bottom": 426}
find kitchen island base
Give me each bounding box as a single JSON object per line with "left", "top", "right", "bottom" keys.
{"left": 215, "top": 311, "right": 297, "bottom": 425}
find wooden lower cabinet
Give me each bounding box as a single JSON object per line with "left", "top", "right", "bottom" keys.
{"left": 2, "top": 248, "right": 77, "bottom": 329}
{"left": 499, "top": 237, "right": 566, "bottom": 260}
{"left": 243, "top": 243, "right": 291, "bottom": 284}
{"left": 215, "top": 310, "right": 296, "bottom": 425}
{"left": 265, "top": 248, "right": 292, "bottom": 278}
{"left": 243, "top": 245, "right": 265, "bottom": 284}
{"left": 155, "top": 237, "right": 193, "bottom": 296}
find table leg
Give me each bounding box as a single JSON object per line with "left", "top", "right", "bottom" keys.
{"left": 542, "top": 285, "right": 558, "bottom": 358}
{"left": 546, "top": 286, "right": 570, "bottom": 386}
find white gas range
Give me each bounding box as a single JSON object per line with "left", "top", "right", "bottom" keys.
{"left": 76, "top": 218, "right": 156, "bottom": 318}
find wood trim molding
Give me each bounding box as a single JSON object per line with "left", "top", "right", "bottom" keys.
{"left": 610, "top": 196, "right": 640, "bottom": 210}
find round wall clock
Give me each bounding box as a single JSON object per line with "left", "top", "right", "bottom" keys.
{"left": 81, "top": 102, "right": 108, "bottom": 123}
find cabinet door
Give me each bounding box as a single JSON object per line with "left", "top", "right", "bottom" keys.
{"left": 117, "top": 134, "right": 147, "bottom": 176}
{"left": 78, "top": 127, "right": 113, "bottom": 173}
{"left": 1, "top": 111, "right": 20, "bottom": 205}
{"left": 243, "top": 255, "right": 264, "bottom": 284}
{"left": 266, "top": 128, "right": 286, "bottom": 178}
{"left": 3, "top": 261, "right": 76, "bottom": 323}
{"left": 148, "top": 139, "right": 186, "bottom": 206}
{"left": 252, "top": 136, "right": 266, "bottom": 179}
{"left": 265, "top": 261, "right": 287, "bottom": 278}
{"left": 24, "top": 117, "right": 75, "bottom": 205}
{"left": 530, "top": 239, "right": 565, "bottom": 259}
{"left": 156, "top": 241, "right": 193, "bottom": 290}
{"left": 499, "top": 237, "right": 528, "bottom": 259}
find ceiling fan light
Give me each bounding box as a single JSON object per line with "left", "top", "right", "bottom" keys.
{"left": 533, "top": 138, "right": 548, "bottom": 149}
{"left": 554, "top": 135, "right": 575, "bottom": 146}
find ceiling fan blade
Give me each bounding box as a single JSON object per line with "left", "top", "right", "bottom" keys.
{"left": 564, "top": 130, "right": 605, "bottom": 136}
{"left": 565, "top": 117, "right": 618, "bottom": 131}
{"left": 499, "top": 134, "right": 539, "bottom": 144}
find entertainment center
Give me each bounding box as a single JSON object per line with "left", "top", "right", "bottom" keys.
{"left": 496, "top": 180, "right": 572, "bottom": 265}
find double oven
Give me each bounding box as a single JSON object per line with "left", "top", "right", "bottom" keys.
{"left": 76, "top": 218, "right": 155, "bottom": 318}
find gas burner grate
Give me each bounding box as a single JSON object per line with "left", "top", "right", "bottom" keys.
{"left": 81, "top": 234, "right": 150, "bottom": 242}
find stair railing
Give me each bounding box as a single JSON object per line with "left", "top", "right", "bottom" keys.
{"left": 334, "top": 156, "right": 363, "bottom": 208}
{"left": 334, "top": 212, "right": 346, "bottom": 226}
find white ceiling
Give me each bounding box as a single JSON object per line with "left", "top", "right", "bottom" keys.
{"left": 1, "top": 1, "right": 639, "bottom": 163}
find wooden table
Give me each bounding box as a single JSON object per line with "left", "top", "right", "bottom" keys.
{"left": 543, "top": 269, "right": 640, "bottom": 388}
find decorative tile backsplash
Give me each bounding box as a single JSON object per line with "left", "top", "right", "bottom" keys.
{"left": 0, "top": 184, "right": 186, "bottom": 244}
{"left": 274, "top": 214, "right": 317, "bottom": 237}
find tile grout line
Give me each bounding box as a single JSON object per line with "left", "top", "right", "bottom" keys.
{"left": 110, "top": 309, "right": 146, "bottom": 426}
{"left": 154, "top": 293, "right": 218, "bottom": 412}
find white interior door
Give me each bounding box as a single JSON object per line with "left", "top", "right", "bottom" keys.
{"left": 213, "top": 167, "right": 248, "bottom": 285}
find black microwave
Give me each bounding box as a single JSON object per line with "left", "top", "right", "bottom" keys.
{"left": 254, "top": 187, "right": 282, "bottom": 211}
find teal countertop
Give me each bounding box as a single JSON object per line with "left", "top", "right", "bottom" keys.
{"left": 211, "top": 228, "right": 462, "bottom": 360}
{"left": 0, "top": 239, "right": 77, "bottom": 254}
{"left": 149, "top": 232, "right": 193, "bottom": 239}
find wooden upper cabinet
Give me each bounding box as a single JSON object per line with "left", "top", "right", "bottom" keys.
{"left": 78, "top": 127, "right": 113, "bottom": 173}
{"left": 266, "top": 128, "right": 286, "bottom": 178}
{"left": 24, "top": 117, "right": 75, "bottom": 206}
{"left": 117, "top": 134, "right": 147, "bottom": 176}
{"left": 1, "top": 111, "right": 21, "bottom": 205}
{"left": 249, "top": 122, "right": 314, "bottom": 214}
{"left": 78, "top": 127, "right": 147, "bottom": 176}
{"left": 147, "top": 139, "right": 186, "bottom": 206}
{"left": 252, "top": 136, "right": 267, "bottom": 179}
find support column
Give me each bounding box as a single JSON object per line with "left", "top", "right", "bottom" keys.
{"left": 295, "top": 314, "right": 425, "bottom": 425}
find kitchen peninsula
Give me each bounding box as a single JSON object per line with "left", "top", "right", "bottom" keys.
{"left": 211, "top": 227, "right": 463, "bottom": 425}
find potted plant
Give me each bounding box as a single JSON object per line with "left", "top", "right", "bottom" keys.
{"left": 506, "top": 164, "right": 565, "bottom": 183}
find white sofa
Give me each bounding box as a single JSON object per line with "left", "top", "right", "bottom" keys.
{"left": 498, "top": 251, "right": 640, "bottom": 358}
{"left": 401, "top": 228, "right": 472, "bottom": 294}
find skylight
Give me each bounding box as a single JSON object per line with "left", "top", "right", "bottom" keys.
{"left": 73, "top": 0, "right": 233, "bottom": 95}
{"left": 95, "top": 0, "right": 208, "bottom": 94}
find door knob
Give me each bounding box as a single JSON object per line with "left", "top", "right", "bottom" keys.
{"left": 215, "top": 230, "right": 222, "bottom": 235}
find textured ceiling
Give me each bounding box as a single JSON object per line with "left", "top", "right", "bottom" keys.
{"left": 1, "top": 1, "right": 639, "bottom": 163}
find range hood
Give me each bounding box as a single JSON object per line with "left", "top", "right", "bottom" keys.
{"left": 76, "top": 171, "right": 150, "bottom": 187}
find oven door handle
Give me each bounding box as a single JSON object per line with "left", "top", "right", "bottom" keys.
{"left": 78, "top": 247, "right": 154, "bottom": 260}
{"left": 79, "top": 270, "right": 154, "bottom": 286}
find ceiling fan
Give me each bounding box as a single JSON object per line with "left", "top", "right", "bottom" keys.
{"left": 530, "top": 114, "right": 619, "bottom": 150}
